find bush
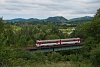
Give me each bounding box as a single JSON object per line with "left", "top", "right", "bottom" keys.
{"left": 47, "top": 52, "right": 63, "bottom": 62}
{"left": 90, "top": 45, "right": 100, "bottom": 67}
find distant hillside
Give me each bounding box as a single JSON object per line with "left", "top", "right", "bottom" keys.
{"left": 8, "top": 18, "right": 40, "bottom": 23}
{"left": 6, "top": 16, "right": 93, "bottom": 24}
{"left": 45, "top": 16, "right": 68, "bottom": 23}
{"left": 11, "top": 18, "right": 26, "bottom": 22}
{"left": 7, "top": 16, "right": 68, "bottom": 23}
{"left": 68, "top": 16, "right": 93, "bottom": 24}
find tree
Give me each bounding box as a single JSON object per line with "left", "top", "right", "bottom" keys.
{"left": 93, "top": 8, "right": 100, "bottom": 21}
{"left": 71, "top": 8, "right": 100, "bottom": 43}
{"left": 45, "top": 34, "right": 60, "bottom": 40}
{"left": 90, "top": 45, "right": 100, "bottom": 67}
{"left": 0, "top": 18, "right": 4, "bottom": 33}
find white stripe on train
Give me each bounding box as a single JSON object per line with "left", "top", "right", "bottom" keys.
{"left": 36, "top": 38, "right": 80, "bottom": 47}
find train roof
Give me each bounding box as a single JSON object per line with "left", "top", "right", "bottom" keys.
{"left": 36, "top": 38, "right": 80, "bottom": 42}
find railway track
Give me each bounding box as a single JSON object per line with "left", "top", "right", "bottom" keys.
{"left": 27, "top": 44, "right": 83, "bottom": 52}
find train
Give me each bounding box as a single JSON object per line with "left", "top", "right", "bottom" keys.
{"left": 36, "top": 38, "right": 80, "bottom": 47}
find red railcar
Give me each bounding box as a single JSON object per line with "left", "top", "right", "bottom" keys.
{"left": 36, "top": 38, "right": 80, "bottom": 47}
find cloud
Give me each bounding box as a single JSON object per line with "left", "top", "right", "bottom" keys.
{"left": 80, "top": 0, "right": 100, "bottom": 3}
{"left": 0, "top": 0, "right": 100, "bottom": 19}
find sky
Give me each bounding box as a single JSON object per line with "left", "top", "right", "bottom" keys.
{"left": 0, "top": 0, "right": 100, "bottom": 20}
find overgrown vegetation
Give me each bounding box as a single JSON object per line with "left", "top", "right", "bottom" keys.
{"left": 0, "top": 8, "right": 100, "bottom": 67}
{"left": 71, "top": 8, "right": 100, "bottom": 67}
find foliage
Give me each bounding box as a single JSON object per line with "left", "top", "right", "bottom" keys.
{"left": 90, "top": 44, "right": 100, "bottom": 67}
{"left": 70, "top": 8, "right": 100, "bottom": 67}
{"left": 0, "top": 8, "right": 100, "bottom": 66}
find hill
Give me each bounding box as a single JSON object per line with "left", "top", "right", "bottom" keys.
{"left": 6, "top": 16, "right": 93, "bottom": 24}
{"left": 68, "top": 16, "right": 93, "bottom": 24}
{"left": 45, "top": 16, "right": 68, "bottom": 23}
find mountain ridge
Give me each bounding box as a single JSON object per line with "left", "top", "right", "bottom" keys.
{"left": 7, "top": 16, "right": 93, "bottom": 24}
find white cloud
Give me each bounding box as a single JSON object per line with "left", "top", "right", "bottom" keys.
{"left": 0, "top": 0, "right": 100, "bottom": 19}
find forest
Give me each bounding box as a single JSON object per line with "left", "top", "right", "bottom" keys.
{"left": 0, "top": 8, "right": 100, "bottom": 67}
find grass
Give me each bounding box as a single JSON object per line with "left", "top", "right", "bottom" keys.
{"left": 22, "top": 62, "right": 77, "bottom": 67}
{"left": 59, "top": 27, "right": 75, "bottom": 34}
{"left": 11, "top": 25, "right": 22, "bottom": 32}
